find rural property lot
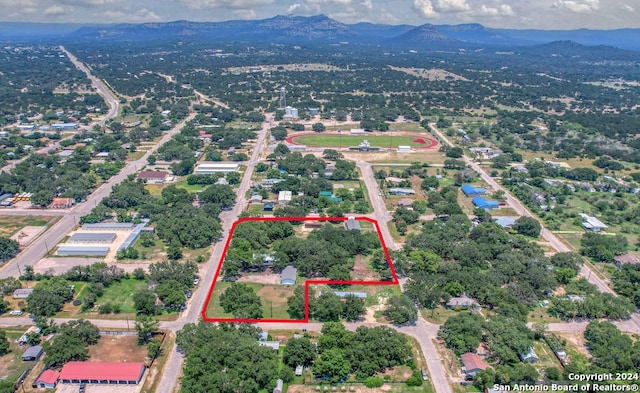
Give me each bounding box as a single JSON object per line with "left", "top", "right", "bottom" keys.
{"left": 202, "top": 216, "right": 399, "bottom": 323}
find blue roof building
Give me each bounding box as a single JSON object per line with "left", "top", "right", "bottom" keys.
{"left": 472, "top": 197, "right": 499, "bottom": 210}
{"left": 461, "top": 184, "right": 486, "bottom": 196}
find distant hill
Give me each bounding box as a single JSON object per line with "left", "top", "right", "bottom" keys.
{"left": 1, "top": 15, "right": 639, "bottom": 51}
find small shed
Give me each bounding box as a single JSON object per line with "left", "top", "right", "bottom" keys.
{"left": 295, "top": 365, "right": 303, "bottom": 376}
{"left": 281, "top": 266, "right": 297, "bottom": 285}
{"left": 22, "top": 345, "right": 43, "bottom": 361}
{"left": 274, "top": 379, "right": 284, "bottom": 393}
{"left": 264, "top": 202, "right": 274, "bottom": 212}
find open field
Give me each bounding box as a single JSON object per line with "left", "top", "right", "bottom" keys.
{"left": 91, "top": 278, "right": 148, "bottom": 314}
{"left": 0, "top": 331, "right": 33, "bottom": 385}
{"left": 0, "top": 215, "right": 54, "bottom": 237}
{"left": 288, "top": 133, "right": 438, "bottom": 148}
{"left": 88, "top": 333, "right": 148, "bottom": 362}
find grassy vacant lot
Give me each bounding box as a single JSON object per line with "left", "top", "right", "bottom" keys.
{"left": 293, "top": 134, "right": 434, "bottom": 148}
{"left": 93, "top": 278, "right": 148, "bottom": 314}
{"left": 0, "top": 215, "right": 53, "bottom": 237}
{"left": 206, "top": 282, "right": 296, "bottom": 320}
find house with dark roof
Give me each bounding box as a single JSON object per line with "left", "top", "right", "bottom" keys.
{"left": 280, "top": 266, "right": 297, "bottom": 285}
{"left": 460, "top": 353, "right": 489, "bottom": 379}
{"left": 58, "top": 362, "right": 146, "bottom": 385}
{"left": 22, "top": 345, "right": 43, "bottom": 361}
{"left": 35, "top": 369, "right": 60, "bottom": 389}
{"left": 263, "top": 202, "right": 274, "bottom": 212}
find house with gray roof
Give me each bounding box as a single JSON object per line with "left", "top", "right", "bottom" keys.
{"left": 280, "top": 266, "right": 297, "bottom": 285}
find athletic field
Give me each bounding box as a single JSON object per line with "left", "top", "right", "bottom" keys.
{"left": 287, "top": 133, "right": 437, "bottom": 148}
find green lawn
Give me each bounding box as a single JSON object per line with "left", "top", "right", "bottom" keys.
{"left": 93, "top": 278, "right": 148, "bottom": 314}
{"left": 292, "top": 134, "right": 435, "bottom": 148}
{"left": 0, "top": 331, "right": 33, "bottom": 383}
{"left": 0, "top": 215, "right": 53, "bottom": 237}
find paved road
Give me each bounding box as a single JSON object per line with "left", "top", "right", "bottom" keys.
{"left": 357, "top": 162, "right": 399, "bottom": 251}
{"left": 60, "top": 46, "right": 119, "bottom": 126}
{"left": 154, "top": 114, "right": 272, "bottom": 393}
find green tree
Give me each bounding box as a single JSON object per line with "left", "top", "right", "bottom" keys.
{"left": 312, "top": 122, "right": 326, "bottom": 132}
{"left": 322, "top": 149, "right": 343, "bottom": 160}
{"left": 135, "top": 315, "right": 159, "bottom": 344}
{"left": 219, "top": 283, "right": 263, "bottom": 319}
{"left": 283, "top": 337, "right": 316, "bottom": 368}
{"left": 342, "top": 295, "right": 366, "bottom": 322}
{"left": 133, "top": 288, "right": 157, "bottom": 315}
{"left": 43, "top": 333, "right": 89, "bottom": 369}
{"left": 438, "top": 313, "right": 485, "bottom": 356}
{"left": 513, "top": 216, "right": 542, "bottom": 237}
{"left": 384, "top": 295, "right": 418, "bottom": 324}
{"left": 0, "top": 331, "right": 9, "bottom": 355}
{"left": 313, "top": 292, "right": 343, "bottom": 322}
{"left": 26, "top": 276, "right": 74, "bottom": 317}
{"left": 156, "top": 279, "right": 186, "bottom": 311}
{"left": 57, "top": 319, "right": 100, "bottom": 345}
{"left": 0, "top": 237, "right": 19, "bottom": 262}
{"left": 313, "top": 348, "right": 351, "bottom": 382}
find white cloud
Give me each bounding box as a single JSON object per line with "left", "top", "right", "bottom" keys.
{"left": 413, "top": 0, "right": 438, "bottom": 17}
{"left": 622, "top": 3, "right": 635, "bottom": 12}
{"left": 44, "top": 5, "right": 74, "bottom": 15}
{"left": 552, "top": 0, "right": 600, "bottom": 13}
{"left": 59, "top": 0, "right": 123, "bottom": 5}
{"left": 476, "top": 3, "right": 514, "bottom": 16}
{"left": 103, "top": 7, "right": 160, "bottom": 21}
{"left": 360, "top": 0, "right": 373, "bottom": 10}
{"left": 233, "top": 8, "right": 257, "bottom": 18}
{"left": 287, "top": 3, "right": 302, "bottom": 13}
{"left": 174, "top": 0, "right": 274, "bottom": 10}
{"left": 433, "top": 0, "right": 470, "bottom": 13}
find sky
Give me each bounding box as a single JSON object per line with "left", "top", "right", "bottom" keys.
{"left": 1, "top": 0, "right": 639, "bottom": 29}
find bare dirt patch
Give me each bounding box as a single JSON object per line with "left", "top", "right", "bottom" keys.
{"left": 237, "top": 272, "right": 281, "bottom": 285}
{"left": 352, "top": 254, "right": 380, "bottom": 281}
{"left": 556, "top": 332, "right": 591, "bottom": 357}
{"left": 10, "top": 225, "right": 47, "bottom": 246}
{"left": 88, "top": 334, "right": 148, "bottom": 363}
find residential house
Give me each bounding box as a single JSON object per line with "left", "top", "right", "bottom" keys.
{"left": 35, "top": 370, "right": 60, "bottom": 389}
{"left": 446, "top": 296, "right": 479, "bottom": 310}
{"left": 13, "top": 288, "right": 33, "bottom": 299}
{"left": 138, "top": 171, "right": 169, "bottom": 184}
{"left": 49, "top": 197, "right": 75, "bottom": 209}
{"left": 397, "top": 198, "right": 414, "bottom": 208}
{"left": 278, "top": 190, "right": 292, "bottom": 205}
{"left": 263, "top": 202, "right": 274, "bottom": 212}
{"left": 259, "top": 341, "right": 281, "bottom": 351}
{"left": 461, "top": 184, "right": 486, "bottom": 196}
{"left": 472, "top": 197, "right": 499, "bottom": 210}
{"left": 388, "top": 188, "right": 415, "bottom": 196}
{"left": 22, "top": 345, "right": 43, "bottom": 361}
{"left": 345, "top": 217, "right": 361, "bottom": 231}
{"left": 460, "top": 353, "right": 489, "bottom": 379}
{"left": 280, "top": 266, "right": 297, "bottom": 285}
{"left": 494, "top": 217, "right": 516, "bottom": 230}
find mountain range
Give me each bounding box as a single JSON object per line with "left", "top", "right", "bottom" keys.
{"left": 1, "top": 15, "right": 639, "bottom": 51}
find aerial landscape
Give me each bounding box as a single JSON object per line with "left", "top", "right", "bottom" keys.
{"left": 0, "top": 1, "right": 640, "bottom": 392}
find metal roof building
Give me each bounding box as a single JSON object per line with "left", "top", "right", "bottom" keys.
{"left": 69, "top": 233, "right": 117, "bottom": 243}
{"left": 579, "top": 213, "right": 607, "bottom": 232}
{"left": 334, "top": 291, "right": 367, "bottom": 299}
{"left": 13, "top": 288, "right": 33, "bottom": 299}
{"left": 388, "top": 188, "right": 416, "bottom": 196}
{"left": 461, "top": 184, "right": 486, "bottom": 196}
{"left": 82, "top": 223, "right": 134, "bottom": 231}
{"left": 57, "top": 245, "right": 110, "bottom": 257}
{"left": 22, "top": 345, "right": 43, "bottom": 361}
{"left": 59, "top": 362, "right": 146, "bottom": 385}
{"left": 117, "top": 224, "right": 145, "bottom": 251}
{"left": 194, "top": 162, "right": 239, "bottom": 174}
{"left": 472, "top": 197, "right": 499, "bottom": 210}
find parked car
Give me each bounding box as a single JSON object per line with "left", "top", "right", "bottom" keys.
{"left": 186, "top": 290, "right": 192, "bottom": 298}
{"left": 193, "top": 278, "right": 200, "bottom": 285}
{"left": 9, "top": 310, "right": 23, "bottom": 316}
{"left": 421, "top": 369, "right": 429, "bottom": 381}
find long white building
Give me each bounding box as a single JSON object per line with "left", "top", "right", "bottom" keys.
{"left": 194, "top": 162, "right": 239, "bottom": 175}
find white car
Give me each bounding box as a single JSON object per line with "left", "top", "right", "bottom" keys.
{"left": 193, "top": 278, "right": 200, "bottom": 285}
{"left": 9, "top": 310, "right": 23, "bottom": 316}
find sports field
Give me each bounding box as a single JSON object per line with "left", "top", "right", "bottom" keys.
{"left": 287, "top": 133, "right": 437, "bottom": 148}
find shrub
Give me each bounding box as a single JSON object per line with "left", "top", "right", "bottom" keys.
{"left": 98, "top": 303, "right": 113, "bottom": 314}
{"left": 406, "top": 370, "right": 423, "bottom": 387}
{"left": 365, "top": 376, "right": 384, "bottom": 388}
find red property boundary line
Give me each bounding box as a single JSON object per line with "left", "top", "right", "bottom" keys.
{"left": 201, "top": 216, "right": 399, "bottom": 323}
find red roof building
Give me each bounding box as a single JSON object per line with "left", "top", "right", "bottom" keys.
{"left": 59, "top": 362, "right": 146, "bottom": 385}
{"left": 49, "top": 197, "right": 75, "bottom": 209}
{"left": 460, "top": 353, "right": 489, "bottom": 377}
{"left": 137, "top": 171, "right": 169, "bottom": 184}
{"left": 35, "top": 369, "right": 60, "bottom": 389}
